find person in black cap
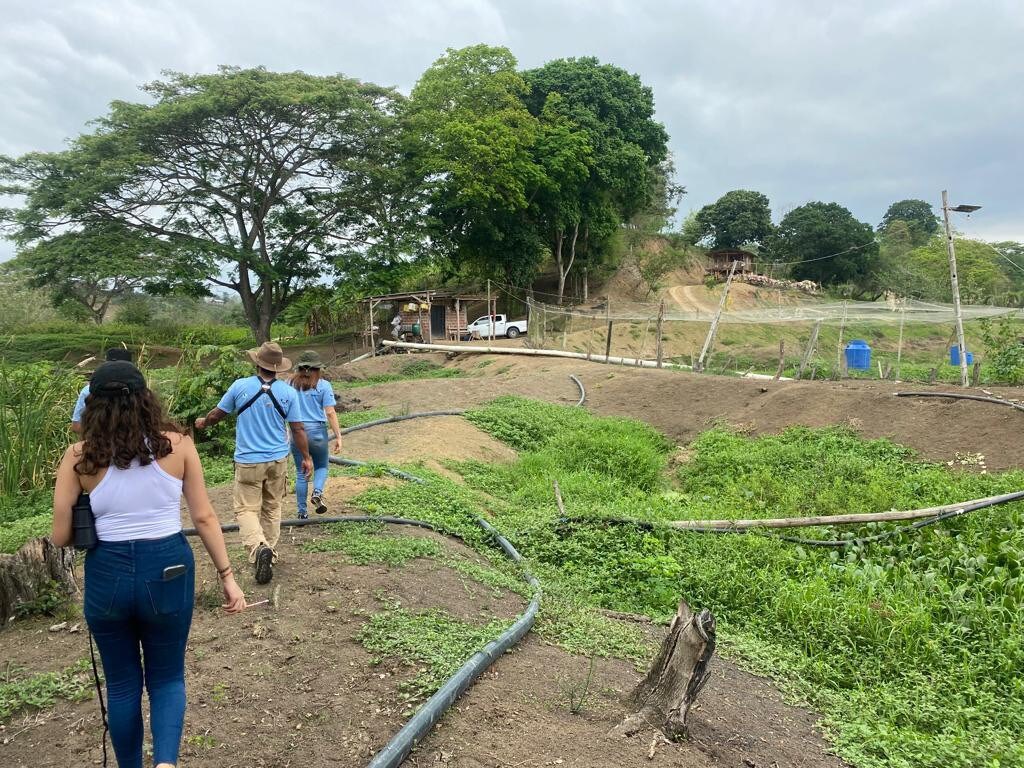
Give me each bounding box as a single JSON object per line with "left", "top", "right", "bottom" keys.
{"left": 70, "top": 347, "right": 134, "bottom": 433}
{"left": 52, "top": 360, "right": 245, "bottom": 768}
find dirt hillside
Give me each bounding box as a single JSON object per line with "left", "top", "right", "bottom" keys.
{"left": 340, "top": 352, "right": 1024, "bottom": 471}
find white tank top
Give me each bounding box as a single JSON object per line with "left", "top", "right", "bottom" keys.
{"left": 90, "top": 458, "right": 183, "bottom": 542}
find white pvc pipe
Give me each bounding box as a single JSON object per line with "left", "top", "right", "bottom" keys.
{"left": 379, "top": 340, "right": 790, "bottom": 380}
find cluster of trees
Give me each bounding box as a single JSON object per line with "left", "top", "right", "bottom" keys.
{"left": 684, "top": 190, "right": 1022, "bottom": 304}
{"left": 1, "top": 48, "right": 672, "bottom": 340}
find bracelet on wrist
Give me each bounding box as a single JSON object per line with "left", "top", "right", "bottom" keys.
{"left": 217, "top": 564, "right": 232, "bottom": 577}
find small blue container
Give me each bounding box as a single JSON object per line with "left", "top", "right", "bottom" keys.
{"left": 844, "top": 339, "right": 872, "bottom": 371}
{"left": 950, "top": 346, "right": 974, "bottom": 366}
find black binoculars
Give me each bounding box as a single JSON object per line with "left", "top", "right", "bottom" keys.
{"left": 72, "top": 492, "right": 98, "bottom": 550}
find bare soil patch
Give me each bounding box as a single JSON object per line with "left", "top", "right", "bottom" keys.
{"left": 340, "top": 352, "right": 1024, "bottom": 471}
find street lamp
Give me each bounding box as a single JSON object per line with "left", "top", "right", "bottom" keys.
{"left": 941, "top": 191, "right": 982, "bottom": 387}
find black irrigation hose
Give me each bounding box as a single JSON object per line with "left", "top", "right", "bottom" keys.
{"left": 328, "top": 456, "right": 426, "bottom": 484}
{"left": 185, "top": 458, "right": 540, "bottom": 768}
{"left": 569, "top": 374, "right": 586, "bottom": 406}
{"left": 895, "top": 391, "right": 1024, "bottom": 413}
{"left": 339, "top": 410, "right": 467, "bottom": 435}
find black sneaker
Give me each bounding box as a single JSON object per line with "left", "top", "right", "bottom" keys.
{"left": 311, "top": 491, "right": 327, "bottom": 515}
{"left": 254, "top": 544, "right": 274, "bottom": 584}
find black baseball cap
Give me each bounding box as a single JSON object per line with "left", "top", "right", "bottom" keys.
{"left": 104, "top": 348, "right": 133, "bottom": 362}
{"left": 90, "top": 361, "right": 147, "bottom": 397}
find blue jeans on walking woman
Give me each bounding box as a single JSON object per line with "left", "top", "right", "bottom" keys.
{"left": 84, "top": 533, "right": 195, "bottom": 768}
{"left": 292, "top": 421, "right": 329, "bottom": 516}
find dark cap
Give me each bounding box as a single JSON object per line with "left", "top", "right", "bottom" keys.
{"left": 90, "top": 361, "right": 146, "bottom": 398}
{"left": 104, "top": 347, "right": 133, "bottom": 363}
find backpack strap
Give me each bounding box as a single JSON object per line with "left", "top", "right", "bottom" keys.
{"left": 236, "top": 378, "right": 287, "bottom": 420}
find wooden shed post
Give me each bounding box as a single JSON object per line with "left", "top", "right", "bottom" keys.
{"left": 368, "top": 299, "right": 376, "bottom": 356}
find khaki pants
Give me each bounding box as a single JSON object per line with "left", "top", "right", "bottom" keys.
{"left": 232, "top": 458, "right": 288, "bottom": 561}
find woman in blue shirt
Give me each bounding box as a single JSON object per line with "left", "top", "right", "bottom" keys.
{"left": 288, "top": 351, "right": 342, "bottom": 517}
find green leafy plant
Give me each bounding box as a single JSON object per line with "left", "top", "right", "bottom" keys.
{"left": 0, "top": 660, "right": 93, "bottom": 721}
{"left": 303, "top": 522, "right": 442, "bottom": 566}
{"left": 358, "top": 606, "right": 510, "bottom": 700}
{"left": 979, "top": 317, "right": 1024, "bottom": 384}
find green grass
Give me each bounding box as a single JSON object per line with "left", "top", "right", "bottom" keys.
{"left": 303, "top": 522, "right": 442, "bottom": 565}
{"left": 350, "top": 397, "right": 1024, "bottom": 768}
{"left": 358, "top": 606, "right": 511, "bottom": 701}
{"left": 0, "top": 660, "right": 93, "bottom": 721}
{"left": 335, "top": 360, "right": 463, "bottom": 389}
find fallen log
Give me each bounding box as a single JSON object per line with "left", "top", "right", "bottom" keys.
{"left": 613, "top": 600, "right": 716, "bottom": 741}
{"left": 0, "top": 537, "right": 78, "bottom": 627}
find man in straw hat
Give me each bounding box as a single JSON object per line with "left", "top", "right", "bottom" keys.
{"left": 195, "top": 342, "right": 312, "bottom": 584}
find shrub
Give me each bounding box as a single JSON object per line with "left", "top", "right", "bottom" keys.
{"left": 0, "top": 363, "right": 82, "bottom": 496}
{"left": 979, "top": 317, "right": 1024, "bottom": 385}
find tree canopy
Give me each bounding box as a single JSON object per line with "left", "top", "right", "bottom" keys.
{"left": 692, "top": 189, "right": 772, "bottom": 250}
{"left": 1, "top": 67, "right": 408, "bottom": 341}
{"left": 879, "top": 199, "right": 939, "bottom": 245}
{"left": 905, "top": 237, "right": 1012, "bottom": 304}
{"left": 771, "top": 202, "right": 880, "bottom": 293}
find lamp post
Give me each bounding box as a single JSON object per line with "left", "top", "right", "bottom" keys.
{"left": 941, "top": 191, "right": 981, "bottom": 387}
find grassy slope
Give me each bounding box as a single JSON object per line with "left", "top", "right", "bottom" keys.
{"left": 350, "top": 398, "right": 1024, "bottom": 768}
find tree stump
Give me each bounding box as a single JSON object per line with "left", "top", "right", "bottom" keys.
{"left": 0, "top": 537, "right": 78, "bottom": 627}
{"left": 613, "top": 600, "right": 716, "bottom": 741}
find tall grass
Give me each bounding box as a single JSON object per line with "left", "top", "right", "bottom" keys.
{"left": 0, "top": 363, "right": 81, "bottom": 497}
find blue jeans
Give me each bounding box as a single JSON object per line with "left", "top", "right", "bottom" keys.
{"left": 292, "top": 422, "right": 329, "bottom": 515}
{"left": 84, "top": 533, "right": 195, "bottom": 768}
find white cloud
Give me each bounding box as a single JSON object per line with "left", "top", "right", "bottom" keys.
{"left": 1, "top": 0, "right": 1021, "bottom": 267}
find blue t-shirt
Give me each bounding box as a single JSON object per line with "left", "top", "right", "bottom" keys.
{"left": 217, "top": 376, "right": 301, "bottom": 464}
{"left": 290, "top": 378, "right": 337, "bottom": 423}
{"left": 71, "top": 383, "right": 90, "bottom": 423}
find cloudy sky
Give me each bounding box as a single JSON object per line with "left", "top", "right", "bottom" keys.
{"left": 2, "top": 0, "right": 1022, "bottom": 262}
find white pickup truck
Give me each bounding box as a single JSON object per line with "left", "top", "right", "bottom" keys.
{"left": 466, "top": 313, "right": 528, "bottom": 339}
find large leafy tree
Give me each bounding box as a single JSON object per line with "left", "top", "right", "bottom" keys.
{"left": 403, "top": 45, "right": 548, "bottom": 286}
{"left": 692, "top": 189, "right": 772, "bottom": 250}
{"left": 906, "top": 236, "right": 1012, "bottom": 304}
{"left": 8, "top": 222, "right": 207, "bottom": 324}
{"left": 771, "top": 202, "right": 880, "bottom": 293}
{"left": 879, "top": 199, "right": 939, "bottom": 246}
{"left": 523, "top": 57, "right": 670, "bottom": 301}
{"left": 1, "top": 67, "right": 407, "bottom": 341}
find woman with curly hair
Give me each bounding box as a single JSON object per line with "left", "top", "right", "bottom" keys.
{"left": 52, "top": 361, "right": 246, "bottom": 768}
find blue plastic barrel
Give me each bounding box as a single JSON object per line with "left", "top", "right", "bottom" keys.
{"left": 950, "top": 346, "right": 974, "bottom": 366}
{"left": 844, "top": 339, "right": 872, "bottom": 370}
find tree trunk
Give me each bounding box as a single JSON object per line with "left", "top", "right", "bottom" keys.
{"left": 0, "top": 538, "right": 78, "bottom": 628}
{"left": 613, "top": 600, "right": 716, "bottom": 741}
{"left": 583, "top": 266, "right": 589, "bottom": 303}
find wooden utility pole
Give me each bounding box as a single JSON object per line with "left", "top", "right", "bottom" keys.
{"left": 836, "top": 301, "right": 848, "bottom": 370}
{"left": 655, "top": 300, "right": 665, "bottom": 368}
{"left": 942, "top": 190, "right": 969, "bottom": 387}
{"left": 368, "top": 300, "right": 376, "bottom": 357}
{"left": 896, "top": 304, "right": 906, "bottom": 380}
{"left": 696, "top": 261, "right": 737, "bottom": 373}
{"left": 486, "top": 279, "right": 494, "bottom": 343}
{"left": 797, "top": 320, "right": 822, "bottom": 380}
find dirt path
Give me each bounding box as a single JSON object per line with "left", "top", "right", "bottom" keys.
{"left": 0, "top": 515, "right": 847, "bottom": 768}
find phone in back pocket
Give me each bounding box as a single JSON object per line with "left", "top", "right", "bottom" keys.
{"left": 162, "top": 564, "right": 187, "bottom": 581}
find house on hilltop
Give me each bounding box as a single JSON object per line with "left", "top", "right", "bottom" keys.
{"left": 706, "top": 249, "right": 755, "bottom": 279}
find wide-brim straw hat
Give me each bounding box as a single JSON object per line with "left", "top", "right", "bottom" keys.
{"left": 295, "top": 350, "right": 325, "bottom": 369}
{"left": 247, "top": 341, "right": 292, "bottom": 373}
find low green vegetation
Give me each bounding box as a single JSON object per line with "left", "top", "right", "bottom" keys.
{"left": 335, "top": 360, "right": 464, "bottom": 389}
{"left": 358, "top": 605, "right": 510, "bottom": 700}
{"left": 303, "top": 522, "right": 442, "bottom": 565}
{"left": 0, "top": 660, "right": 93, "bottom": 721}
{"left": 350, "top": 397, "right": 1024, "bottom": 768}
